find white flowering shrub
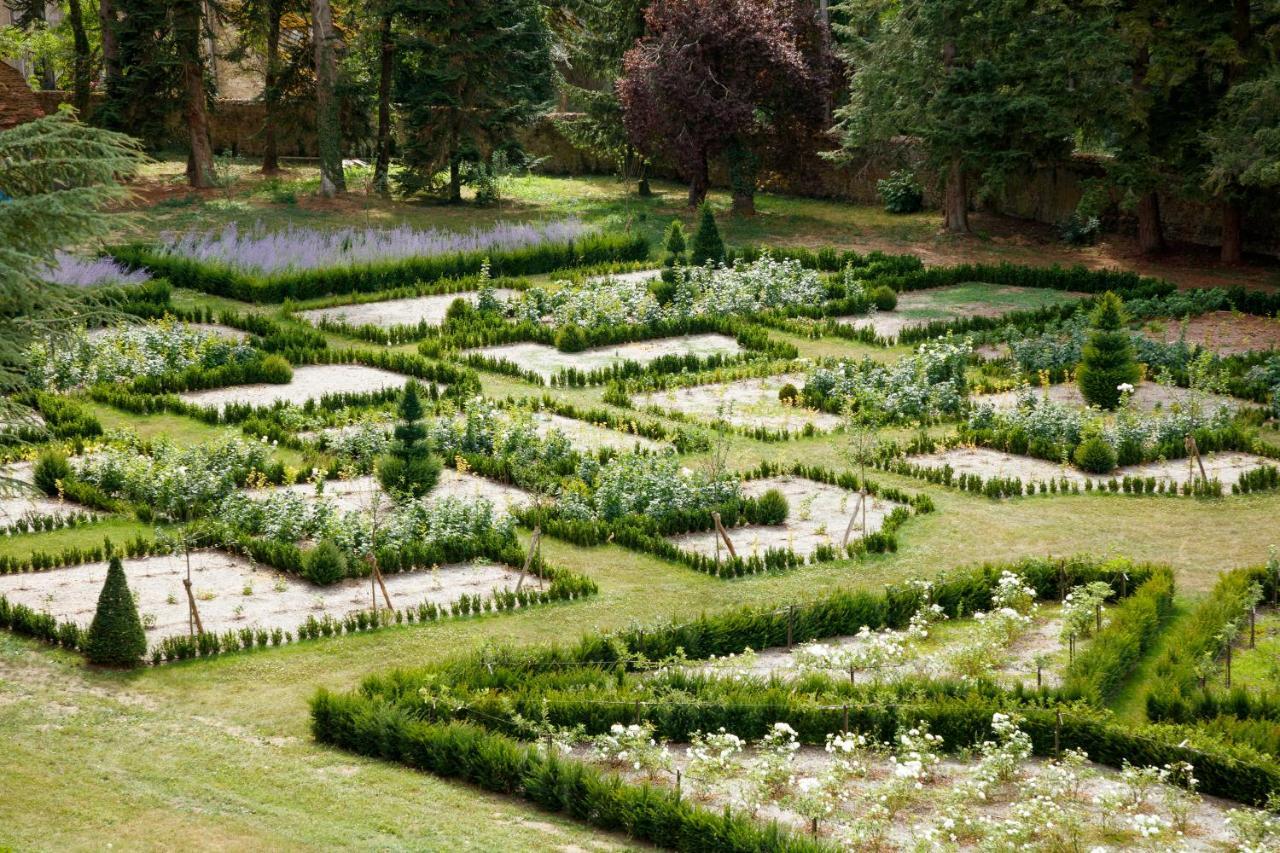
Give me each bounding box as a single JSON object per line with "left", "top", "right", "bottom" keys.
{"left": 991, "top": 570, "right": 1038, "bottom": 614}
{"left": 591, "top": 722, "right": 672, "bottom": 778}
{"left": 559, "top": 452, "right": 739, "bottom": 522}
{"left": 29, "top": 318, "right": 256, "bottom": 391}
{"left": 906, "top": 602, "right": 948, "bottom": 640}
{"left": 686, "top": 728, "right": 746, "bottom": 795}
{"left": 794, "top": 627, "right": 907, "bottom": 683}
{"left": 1061, "top": 581, "right": 1112, "bottom": 641}
{"left": 803, "top": 338, "right": 971, "bottom": 423}
{"left": 889, "top": 722, "right": 943, "bottom": 788}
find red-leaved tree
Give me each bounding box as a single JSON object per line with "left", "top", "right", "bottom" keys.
{"left": 618, "top": 0, "right": 829, "bottom": 212}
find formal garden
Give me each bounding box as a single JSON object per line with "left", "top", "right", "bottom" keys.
{"left": 5, "top": 0, "right": 1280, "bottom": 847}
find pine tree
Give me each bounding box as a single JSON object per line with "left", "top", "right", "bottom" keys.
{"left": 84, "top": 556, "right": 147, "bottom": 666}
{"left": 662, "top": 219, "right": 687, "bottom": 267}
{"left": 689, "top": 203, "right": 725, "bottom": 266}
{"left": 377, "top": 382, "right": 442, "bottom": 498}
{"left": 1077, "top": 292, "right": 1141, "bottom": 409}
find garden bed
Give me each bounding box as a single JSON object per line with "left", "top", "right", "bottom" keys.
{"left": 179, "top": 364, "right": 417, "bottom": 411}
{"left": 584, "top": 269, "right": 661, "bottom": 286}
{"left": 295, "top": 290, "right": 518, "bottom": 330}
{"left": 86, "top": 321, "right": 248, "bottom": 342}
{"left": 973, "top": 381, "right": 1249, "bottom": 414}
{"left": 837, "top": 283, "right": 1086, "bottom": 340}
{"left": 530, "top": 412, "right": 668, "bottom": 453}
{"left": 633, "top": 373, "right": 843, "bottom": 433}
{"left": 1143, "top": 311, "right": 1280, "bottom": 356}
{"left": 908, "top": 446, "right": 1273, "bottom": 491}
{"left": 462, "top": 334, "right": 742, "bottom": 381}
{"left": 247, "top": 469, "right": 534, "bottom": 517}
{"left": 665, "top": 475, "right": 902, "bottom": 559}
{"left": 0, "top": 550, "right": 525, "bottom": 648}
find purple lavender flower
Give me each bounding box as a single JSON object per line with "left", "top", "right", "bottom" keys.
{"left": 157, "top": 218, "right": 592, "bottom": 275}
{"left": 41, "top": 251, "right": 152, "bottom": 287}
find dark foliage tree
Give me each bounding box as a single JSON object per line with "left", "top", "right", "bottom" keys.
{"left": 1077, "top": 292, "right": 1141, "bottom": 410}
{"left": 173, "top": 0, "right": 216, "bottom": 188}
{"left": 391, "top": 0, "right": 554, "bottom": 202}
{"left": 377, "top": 382, "right": 442, "bottom": 498}
{"left": 311, "top": 0, "right": 346, "bottom": 196}
{"left": 84, "top": 556, "right": 147, "bottom": 667}
{"left": 619, "top": 0, "right": 828, "bottom": 210}
{"left": 96, "top": 0, "right": 183, "bottom": 147}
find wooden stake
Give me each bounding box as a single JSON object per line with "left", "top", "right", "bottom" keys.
{"left": 372, "top": 560, "right": 393, "bottom": 611}
{"left": 516, "top": 526, "right": 541, "bottom": 593}
{"left": 182, "top": 577, "right": 204, "bottom": 636}
{"left": 841, "top": 491, "right": 866, "bottom": 549}
{"left": 712, "top": 512, "right": 737, "bottom": 558}
{"left": 787, "top": 605, "right": 795, "bottom": 649}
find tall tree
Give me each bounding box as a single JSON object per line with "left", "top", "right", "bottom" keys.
{"left": 832, "top": 0, "right": 1122, "bottom": 233}
{"left": 391, "top": 0, "right": 554, "bottom": 202}
{"left": 98, "top": 0, "right": 182, "bottom": 147}
{"left": 99, "top": 0, "right": 120, "bottom": 91}
{"left": 619, "top": 0, "right": 827, "bottom": 210}
{"left": 65, "top": 0, "right": 91, "bottom": 115}
{"left": 1205, "top": 70, "right": 1280, "bottom": 261}
{"left": 174, "top": 0, "right": 216, "bottom": 188}
{"left": 311, "top": 0, "right": 345, "bottom": 196}
{"left": 372, "top": 1, "right": 393, "bottom": 193}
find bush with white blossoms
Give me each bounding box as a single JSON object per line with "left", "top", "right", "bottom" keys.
{"left": 889, "top": 721, "right": 943, "bottom": 788}
{"left": 685, "top": 728, "right": 746, "bottom": 795}
{"left": 591, "top": 722, "right": 672, "bottom": 778}
{"left": 1061, "top": 581, "right": 1112, "bottom": 642}
{"left": 318, "top": 421, "right": 393, "bottom": 473}
{"left": 559, "top": 452, "right": 738, "bottom": 522}
{"left": 431, "top": 397, "right": 577, "bottom": 476}
{"left": 991, "top": 570, "right": 1038, "bottom": 614}
{"left": 794, "top": 627, "right": 908, "bottom": 684}
{"left": 802, "top": 338, "right": 971, "bottom": 423}
{"left": 333, "top": 495, "right": 512, "bottom": 559}
{"left": 29, "top": 318, "right": 257, "bottom": 391}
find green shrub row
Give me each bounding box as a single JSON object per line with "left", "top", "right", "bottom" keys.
{"left": 0, "top": 509, "right": 100, "bottom": 538}
{"left": 0, "top": 533, "right": 161, "bottom": 575}
{"left": 111, "top": 232, "right": 650, "bottom": 303}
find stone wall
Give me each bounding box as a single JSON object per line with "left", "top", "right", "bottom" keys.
{"left": 0, "top": 63, "right": 45, "bottom": 130}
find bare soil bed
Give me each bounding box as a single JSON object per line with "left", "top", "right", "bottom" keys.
{"left": 974, "top": 381, "right": 1249, "bottom": 413}
{"left": 463, "top": 334, "right": 742, "bottom": 380}
{"left": 908, "top": 446, "right": 1273, "bottom": 490}
{"left": 248, "top": 468, "right": 534, "bottom": 516}
{"left": 0, "top": 550, "right": 525, "bottom": 647}
{"left": 295, "top": 290, "right": 518, "bottom": 330}
{"left": 531, "top": 412, "right": 668, "bottom": 453}
{"left": 633, "top": 373, "right": 843, "bottom": 433}
{"left": 0, "top": 493, "right": 87, "bottom": 524}
{"left": 1143, "top": 311, "right": 1280, "bottom": 356}
{"left": 837, "top": 283, "right": 1086, "bottom": 341}
{"left": 179, "top": 364, "right": 418, "bottom": 411}
{"left": 666, "top": 475, "right": 903, "bottom": 560}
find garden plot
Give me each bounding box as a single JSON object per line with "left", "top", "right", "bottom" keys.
{"left": 0, "top": 550, "right": 524, "bottom": 648}
{"left": 666, "top": 476, "right": 903, "bottom": 560}
{"left": 179, "top": 364, "right": 417, "bottom": 411}
{"left": 531, "top": 412, "right": 668, "bottom": 453}
{"left": 296, "top": 289, "right": 518, "bottom": 330}
{"left": 1144, "top": 311, "right": 1280, "bottom": 356}
{"left": 86, "top": 322, "right": 247, "bottom": 342}
{"left": 836, "top": 283, "right": 1085, "bottom": 340}
{"left": 463, "top": 334, "right": 742, "bottom": 380}
{"left": 0, "top": 461, "right": 92, "bottom": 523}
{"left": 909, "top": 446, "right": 1273, "bottom": 491}
{"left": 974, "top": 381, "right": 1248, "bottom": 413}
{"left": 249, "top": 469, "right": 534, "bottom": 516}
{"left": 573, "top": 734, "right": 1249, "bottom": 851}
{"left": 584, "top": 269, "right": 661, "bottom": 286}
{"left": 633, "top": 373, "right": 843, "bottom": 433}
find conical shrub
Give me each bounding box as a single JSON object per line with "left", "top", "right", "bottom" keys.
{"left": 84, "top": 555, "right": 147, "bottom": 666}
{"left": 689, "top": 202, "right": 725, "bottom": 266}
{"left": 1077, "top": 291, "right": 1140, "bottom": 409}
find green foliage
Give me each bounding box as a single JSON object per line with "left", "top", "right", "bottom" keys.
{"left": 689, "top": 203, "right": 725, "bottom": 266}
{"left": 84, "top": 555, "right": 147, "bottom": 666}
{"left": 377, "top": 382, "right": 442, "bottom": 498}
{"left": 32, "top": 449, "right": 71, "bottom": 496}
{"left": 871, "top": 285, "right": 897, "bottom": 311}
{"left": 661, "top": 218, "right": 687, "bottom": 269}
{"left": 1073, "top": 432, "right": 1118, "bottom": 474}
{"left": 755, "top": 488, "right": 789, "bottom": 525}
{"left": 302, "top": 539, "right": 348, "bottom": 585}
{"left": 777, "top": 383, "right": 799, "bottom": 404}
{"left": 258, "top": 354, "right": 294, "bottom": 384}
{"left": 1205, "top": 71, "right": 1280, "bottom": 194}
{"left": 553, "top": 324, "right": 588, "bottom": 353}
{"left": 876, "top": 170, "right": 924, "bottom": 214}
{"left": 1077, "top": 292, "right": 1140, "bottom": 409}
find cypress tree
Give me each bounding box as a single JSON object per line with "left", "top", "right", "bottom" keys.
{"left": 1077, "top": 291, "right": 1141, "bottom": 409}
{"left": 84, "top": 555, "right": 147, "bottom": 667}
{"left": 377, "top": 382, "right": 443, "bottom": 498}
{"left": 662, "top": 219, "right": 687, "bottom": 267}
{"left": 689, "top": 202, "right": 725, "bottom": 266}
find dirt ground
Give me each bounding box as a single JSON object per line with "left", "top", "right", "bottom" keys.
{"left": 463, "top": 334, "right": 743, "bottom": 380}
{"left": 633, "top": 373, "right": 843, "bottom": 433}
{"left": 908, "top": 446, "right": 1273, "bottom": 490}
{"left": 531, "top": 412, "right": 668, "bottom": 453}
{"left": 973, "top": 381, "right": 1250, "bottom": 414}
{"left": 0, "top": 550, "right": 526, "bottom": 648}
{"left": 179, "top": 364, "right": 417, "bottom": 411}
{"left": 838, "top": 284, "right": 1086, "bottom": 340}
{"left": 666, "top": 475, "right": 903, "bottom": 560}
{"left": 1143, "top": 311, "right": 1280, "bottom": 356}
{"left": 295, "top": 290, "right": 519, "bottom": 330}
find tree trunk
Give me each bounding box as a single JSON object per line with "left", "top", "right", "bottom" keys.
{"left": 260, "top": 0, "right": 282, "bottom": 174}
{"left": 311, "top": 0, "right": 346, "bottom": 197}
{"left": 1136, "top": 191, "right": 1165, "bottom": 254}
{"left": 727, "top": 140, "right": 758, "bottom": 217}
{"left": 943, "top": 160, "right": 970, "bottom": 233}
{"left": 66, "top": 0, "right": 92, "bottom": 116}
{"left": 176, "top": 0, "right": 216, "bottom": 189}
{"left": 372, "top": 10, "right": 394, "bottom": 195}
{"left": 1221, "top": 199, "right": 1243, "bottom": 264}
{"left": 100, "top": 0, "right": 120, "bottom": 96}
{"left": 687, "top": 151, "right": 709, "bottom": 207}
{"left": 448, "top": 157, "right": 462, "bottom": 203}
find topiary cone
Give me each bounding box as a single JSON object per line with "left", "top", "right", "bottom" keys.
{"left": 84, "top": 555, "right": 147, "bottom": 667}
{"left": 689, "top": 202, "right": 725, "bottom": 266}
{"left": 1077, "top": 291, "right": 1141, "bottom": 410}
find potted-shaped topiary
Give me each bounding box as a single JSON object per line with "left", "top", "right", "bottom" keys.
{"left": 377, "top": 382, "right": 443, "bottom": 499}
{"left": 302, "top": 539, "right": 348, "bottom": 585}
{"left": 755, "top": 488, "right": 789, "bottom": 525}
{"left": 1073, "top": 426, "right": 1118, "bottom": 474}
{"left": 689, "top": 202, "right": 725, "bottom": 266}
{"left": 84, "top": 555, "right": 147, "bottom": 667}
{"left": 872, "top": 285, "right": 898, "bottom": 311}
{"left": 1077, "top": 292, "right": 1141, "bottom": 409}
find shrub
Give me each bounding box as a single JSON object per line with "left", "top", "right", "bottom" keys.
{"left": 756, "top": 488, "right": 789, "bottom": 524}
{"left": 1077, "top": 292, "right": 1141, "bottom": 409}
{"left": 32, "top": 450, "right": 72, "bottom": 496}
{"left": 377, "top": 382, "right": 442, "bottom": 499}
{"left": 689, "top": 202, "right": 725, "bottom": 266}
{"left": 554, "top": 324, "right": 588, "bottom": 353}
{"left": 84, "top": 556, "right": 147, "bottom": 667}
{"left": 872, "top": 285, "right": 898, "bottom": 311}
{"left": 258, "top": 354, "right": 294, "bottom": 384}
{"left": 876, "top": 169, "right": 924, "bottom": 214}
{"left": 1073, "top": 433, "right": 1118, "bottom": 474}
{"left": 303, "top": 539, "right": 349, "bottom": 585}
{"left": 777, "top": 383, "right": 800, "bottom": 405}
{"left": 1059, "top": 212, "right": 1102, "bottom": 246}
{"left": 661, "top": 218, "right": 686, "bottom": 267}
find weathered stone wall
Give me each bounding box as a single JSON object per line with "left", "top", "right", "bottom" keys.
{"left": 0, "top": 63, "right": 45, "bottom": 130}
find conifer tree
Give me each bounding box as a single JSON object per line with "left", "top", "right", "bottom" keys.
{"left": 377, "top": 382, "right": 442, "bottom": 498}
{"left": 84, "top": 556, "right": 147, "bottom": 666}
{"left": 661, "top": 219, "right": 687, "bottom": 267}
{"left": 689, "top": 203, "right": 725, "bottom": 266}
{"left": 1077, "top": 292, "right": 1141, "bottom": 409}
